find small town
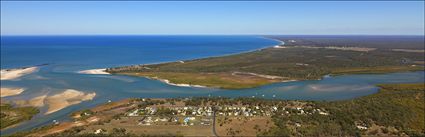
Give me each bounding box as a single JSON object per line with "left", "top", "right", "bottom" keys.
{"left": 124, "top": 98, "right": 329, "bottom": 127}
{"left": 72, "top": 97, "right": 332, "bottom": 136}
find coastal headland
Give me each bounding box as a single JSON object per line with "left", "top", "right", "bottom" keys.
{"left": 106, "top": 37, "right": 424, "bottom": 89}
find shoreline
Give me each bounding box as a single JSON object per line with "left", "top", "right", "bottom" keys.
{"left": 109, "top": 37, "right": 284, "bottom": 68}
{"left": 149, "top": 77, "right": 208, "bottom": 88}
{"left": 106, "top": 37, "right": 423, "bottom": 89}
{"left": 146, "top": 74, "right": 299, "bottom": 89}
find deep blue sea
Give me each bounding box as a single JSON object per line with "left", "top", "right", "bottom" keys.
{"left": 0, "top": 35, "right": 424, "bottom": 135}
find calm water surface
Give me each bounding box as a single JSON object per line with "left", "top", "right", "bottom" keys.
{"left": 1, "top": 36, "right": 423, "bottom": 135}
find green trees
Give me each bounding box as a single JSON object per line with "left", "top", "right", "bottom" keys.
{"left": 268, "top": 83, "right": 425, "bottom": 136}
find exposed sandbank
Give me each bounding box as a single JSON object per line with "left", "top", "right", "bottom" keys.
{"left": 78, "top": 69, "right": 109, "bottom": 74}
{"left": 231, "top": 71, "right": 285, "bottom": 79}
{"left": 152, "top": 77, "right": 207, "bottom": 88}
{"left": 15, "top": 89, "right": 96, "bottom": 114}
{"left": 0, "top": 87, "right": 25, "bottom": 97}
{"left": 0, "top": 67, "right": 38, "bottom": 80}
{"left": 149, "top": 74, "right": 295, "bottom": 89}
{"left": 45, "top": 89, "right": 96, "bottom": 114}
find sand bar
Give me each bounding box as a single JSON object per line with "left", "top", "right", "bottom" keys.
{"left": 1, "top": 67, "right": 38, "bottom": 80}
{"left": 0, "top": 87, "right": 25, "bottom": 97}
{"left": 14, "top": 89, "right": 96, "bottom": 114}
{"left": 78, "top": 69, "right": 109, "bottom": 74}
{"left": 151, "top": 77, "right": 207, "bottom": 88}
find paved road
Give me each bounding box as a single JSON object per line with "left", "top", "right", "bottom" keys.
{"left": 212, "top": 110, "right": 218, "bottom": 137}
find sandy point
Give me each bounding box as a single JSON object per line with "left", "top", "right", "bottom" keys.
{"left": 78, "top": 69, "right": 109, "bottom": 75}
{"left": 1, "top": 67, "right": 38, "bottom": 80}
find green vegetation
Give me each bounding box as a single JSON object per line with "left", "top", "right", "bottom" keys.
{"left": 331, "top": 66, "right": 424, "bottom": 75}
{"left": 120, "top": 72, "right": 281, "bottom": 89}
{"left": 269, "top": 35, "right": 425, "bottom": 49}
{"left": 107, "top": 46, "right": 424, "bottom": 89}
{"left": 44, "top": 126, "right": 184, "bottom": 137}
{"left": 267, "top": 83, "right": 425, "bottom": 136}
{"left": 0, "top": 103, "right": 39, "bottom": 130}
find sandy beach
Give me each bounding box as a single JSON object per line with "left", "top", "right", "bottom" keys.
{"left": 14, "top": 89, "right": 96, "bottom": 115}
{"left": 78, "top": 69, "right": 109, "bottom": 74}
{"left": 0, "top": 87, "right": 25, "bottom": 97}
{"left": 0, "top": 67, "right": 38, "bottom": 80}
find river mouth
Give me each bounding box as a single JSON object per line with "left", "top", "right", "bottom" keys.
{"left": 1, "top": 67, "right": 423, "bottom": 135}
{"left": 1, "top": 36, "right": 424, "bottom": 135}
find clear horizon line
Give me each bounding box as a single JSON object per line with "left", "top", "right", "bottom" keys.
{"left": 1, "top": 34, "right": 424, "bottom": 36}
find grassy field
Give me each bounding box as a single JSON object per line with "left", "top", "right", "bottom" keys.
{"left": 216, "top": 116, "right": 274, "bottom": 136}
{"left": 0, "top": 103, "right": 39, "bottom": 130}
{"left": 108, "top": 45, "right": 424, "bottom": 89}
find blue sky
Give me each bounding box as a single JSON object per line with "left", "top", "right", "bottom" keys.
{"left": 1, "top": 1, "right": 424, "bottom": 35}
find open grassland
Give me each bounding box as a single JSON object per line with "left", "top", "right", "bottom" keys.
{"left": 0, "top": 104, "right": 39, "bottom": 130}
{"left": 108, "top": 46, "right": 424, "bottom": 89}
{"left": 268, "top": 83, "right": 425, "bottom": 136}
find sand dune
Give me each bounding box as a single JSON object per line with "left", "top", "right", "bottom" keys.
{"left": 1, "top": 67, "right": 38, "bottom": 80}
{"left": 0, "top": 87, "right": 25, "bottom": 97}
{"left": 78, "top": 69, "right": 109, "bottom": 74}
{"left": 14, "top": 89, "right": 96, "bottom": 115}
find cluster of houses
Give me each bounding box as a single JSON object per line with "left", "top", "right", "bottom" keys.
{"left": 126, "top": 105, "right": 329, "bottom": 118}
{"left": 127, "top": 106, "right": 215, "bottom": 117}
{"left": 135, "top": 116, "right": 212, "bottom": 126}
{"left": 126, "top": 106, "right": 214, "bottom": 126}
{"left": 214, "top": 106, "right": 328, "bottom": 117}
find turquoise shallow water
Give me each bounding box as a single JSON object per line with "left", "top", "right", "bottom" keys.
{"left": 1, "top": 36, "right": 423, "bottom": 135}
